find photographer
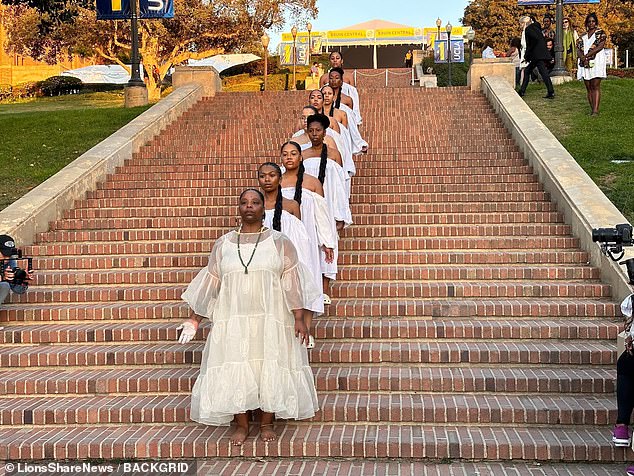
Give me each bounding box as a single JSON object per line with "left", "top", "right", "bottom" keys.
{"left": 0, "top": 234, "right": 33, "bottom": 303}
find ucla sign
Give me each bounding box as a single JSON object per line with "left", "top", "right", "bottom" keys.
{"left": 96, "top": 0, "right": 174, "bottom": 20}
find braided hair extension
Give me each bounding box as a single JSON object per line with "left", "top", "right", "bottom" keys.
{"left": 257, "top": 163, "right": 283, "bottom": 232}
{"left": 281, "top": 141, "right": 305, "bottom": 205}
{"left": 318, "top": 143, "right": 328, "bottom": 185}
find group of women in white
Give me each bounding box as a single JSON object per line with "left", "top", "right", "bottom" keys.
{"left": 176, "top": 52, "right": 367, "bottom": 445}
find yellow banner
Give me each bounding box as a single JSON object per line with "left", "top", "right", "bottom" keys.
{"left": 376, "top": 28, "right": 415, "bottom": 38}
{"left": 327, "top": 30, "right": 367, "bottom": 40}
{"left": 281, "top": 31, "right": 324, "bottom": 42}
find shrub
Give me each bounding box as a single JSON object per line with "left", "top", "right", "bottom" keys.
{"left": 0, "top": 84, "right": 11, "bottom": 101}
{"left": 10, "top": 82, "right": 40, "bottom": 99}
{"left": 607, "top": 68, "right": 634, "bottom": 79}
{"left": 38, "top": 76, "right": 83, "bottom": 96}
{"left": 421, "top": 57, "right": 469, "bottom": 87}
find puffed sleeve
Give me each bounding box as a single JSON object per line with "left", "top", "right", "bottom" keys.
{"left": 274, "top": 232, "right": 322, "bottom": 312}
{"left": 313, "top": 193, "right": 337, "bottom": 248}
{"left": 595, "top": 29, "right": 607, "bottom": 45}
{"left": 329, "top": 163, "right": 353, "bottom": 227}
{"left": 181, "top": 236, "right": 223, "bottom": 319}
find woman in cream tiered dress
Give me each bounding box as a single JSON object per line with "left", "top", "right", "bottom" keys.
{"left": 177, "top": 189, "right": 320, "bottom": 445}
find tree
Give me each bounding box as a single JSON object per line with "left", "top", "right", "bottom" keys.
{"left": 462, "top": 0, "right": 634, "bottom": 55}
{"left": 2, "top": 0, "right": 317, "bottom": 100}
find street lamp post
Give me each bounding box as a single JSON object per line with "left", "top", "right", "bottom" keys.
{"left": 261, "top": 33, "right": 270, "bottom": 91}
{"left": 307, "top": 22, "right": 312, "bottom": 56}
{"left": 436, "top": 17, "right": 442, "bottom": 45}
{"left": 466, "top": 27, "right": 476, "bottom": 66}
{"left": 551, "top": 0, "right": 568, "bottom": 78}
{"left": 124, "top": 0, "right": 148, "bottom": 107}
{"left": 446, "top": 22, "right": 453, "bottom": 87}
{"left": 291, "top": 26, "right": 298, "bottom": 90}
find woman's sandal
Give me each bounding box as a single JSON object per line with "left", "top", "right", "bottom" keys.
{"left": 259, "top": 423, "right": 277, "bottom": 442}
{"left": 323, "top": 294, "right": 331, "bottom": 305}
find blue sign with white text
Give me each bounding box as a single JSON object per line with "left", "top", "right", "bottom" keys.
{"left": 140, "top": 0, "right": 174, "bottom": 19}
{"left": 434, "top": 40, "right": 464, "bottom": 64}
{"left": 96, "top": 0, "right": 174, "bottom": 20}
{"left": 96, "top": 0, "right": 130, "bottom": 20}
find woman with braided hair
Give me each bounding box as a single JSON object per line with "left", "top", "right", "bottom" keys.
{"left": 313, "top": 87, "right": 355, "bottom": 198}
{"left": 319, "top": 51, "right": 363, "bottom": 125}
{"left": 258, "top": 162, "right": 324, "bottom": 326}
{"left": 177, "top": 188, "right": 320, "bottom": 445}
{"left": 292, "top": 105, "right": 341, "bottom": 157}
{"left": 280, "top": 141, "right": 337, "bottom": 322}
{"left": 327, "top": 68, "right": 368, "bottom": 155}
{"left": 302, "top": 114, "right": 352, "bottom": 303}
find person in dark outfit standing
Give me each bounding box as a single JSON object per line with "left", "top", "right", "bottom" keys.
{"left": 518, "top": 15, "right": 555, "bottom": 99}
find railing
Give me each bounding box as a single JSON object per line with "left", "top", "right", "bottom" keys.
{"left": 353, "top": 68, "right": 415, "bottom": 87}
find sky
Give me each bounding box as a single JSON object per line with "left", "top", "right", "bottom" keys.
{"left": 268, "top": 0, "right": 471, "bottom": 51}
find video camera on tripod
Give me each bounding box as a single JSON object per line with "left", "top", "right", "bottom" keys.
{"left": 0, "top": 234, "right": 33, "bottom": 292}
{"left": 592, "top": 223, "right": 634, "bottom": 284}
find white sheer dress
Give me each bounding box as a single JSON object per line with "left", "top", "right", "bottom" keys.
{"left": 182, "top": 229, "right": 320, "bottom": 426}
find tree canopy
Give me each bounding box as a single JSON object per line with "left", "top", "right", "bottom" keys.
{"left": 2, "top": 0, "right": 317, "bottom": 99}
{"left": 462, "top": 0, "right": 634, "bottom": 54}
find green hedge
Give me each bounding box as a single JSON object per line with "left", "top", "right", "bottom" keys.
{"left": 421, "top": 57, "right": 470, "bottom": 87}
{"left": 39, "top": 76, "right": 83, "bottom": 96}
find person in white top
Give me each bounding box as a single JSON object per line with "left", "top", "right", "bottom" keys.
{"left": 280, "top": 141, "right": 338, "bottom": 345}
{"left": 258, "top": 161, "right": 326, "bottom": 340}
{"left": 328, "top": 68, "right": 368, "bottom": 154}
{"left": 177, "top": 189, "right": 320, "bottom": 445}
{"left": 292, "top": 105, "right": 341, "bottom": 156}
{"left": 576, "top": 12, "right": 607, "bottom": 116}
{"left": 301, "top": 114, "right": 352, "bottom": 303}
{"left": 482, "top": 39, "right": 496, "bottom": 59}
{"left": 319, "top": 51, "right": 362, "bottom": 125}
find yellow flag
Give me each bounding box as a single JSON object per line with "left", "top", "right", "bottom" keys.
{"left": 111, "top": 0, "right": 122, "bottom": 11}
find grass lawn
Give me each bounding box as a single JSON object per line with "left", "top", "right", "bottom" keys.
{"left": 0, "top": 91, "right": 150, "bottom": 210}
{"left": 522, "top": 78, "right": 634, "bottom": 222}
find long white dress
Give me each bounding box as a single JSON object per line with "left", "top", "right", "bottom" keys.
{"left": 282, "top": 187, "right": 338, "bottom": 284}
{"left": 342, "top": 82, "right": 362, "bottom": 125}
{"left": 339, "top": 103, "right": 368, "bottom": 154}
{"left": 264, "top": 208, "right": 323, "bottom": 315}
{"left": 303, "top": 157, "right": 352, "bottom": 280}
{"left": 182, "top": 230, "right": 320, "bottom": 425}
{"left": 577, "top": 31, "right": 607, "bottom": 80}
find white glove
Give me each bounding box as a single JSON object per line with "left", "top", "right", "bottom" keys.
{"left": 177, "top": 319, "right": 199, "bottom": 344}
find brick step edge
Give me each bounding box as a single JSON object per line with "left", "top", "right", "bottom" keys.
{"left": 0, "top": 392, "right": 619, "bottom": 426}
{"left": 0, "top": 366, "right": 616, "bottom": 396}
{"left": 190, "top": 460, "right": 632, "bottom": 476}
{"left": 0, "top": 424, "right": 626, "bottom": 461}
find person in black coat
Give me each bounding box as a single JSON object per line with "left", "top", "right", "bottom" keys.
{"left": 518, "top": 16, "right": 555, "bottom": 99}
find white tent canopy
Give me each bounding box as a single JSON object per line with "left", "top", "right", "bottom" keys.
{"left": 187, "top": 54, "right": 260, "bottom": 73}
{"left": 61, "top": 65, "right": 142, "bottom": 84}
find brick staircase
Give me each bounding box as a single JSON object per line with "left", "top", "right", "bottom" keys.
{"left": 0, "top": 87, "right": 627, "bottom": 471}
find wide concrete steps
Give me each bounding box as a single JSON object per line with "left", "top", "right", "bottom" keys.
{"left": 0, "top": 424, "right": 626, "bottom": 461}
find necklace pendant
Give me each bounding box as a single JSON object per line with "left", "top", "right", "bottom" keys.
{"left": 244, "top": 268, "right": 248, "bottom": 275}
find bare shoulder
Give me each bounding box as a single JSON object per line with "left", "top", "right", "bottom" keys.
{"left": 282, "top": 197, "right": 301, "bottom": 218}
{"left": 302, "top": 173, "right": 323, "bottom": 195}
{"left": 328, "top": 145, "right": 343, "bottom": 166}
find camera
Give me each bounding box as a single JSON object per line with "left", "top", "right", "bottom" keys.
{"left": 592, "top": 223, "right": 634, "bottom": 284}
{"left": 0, "top": 234, "right": 33, "bottom": 292}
